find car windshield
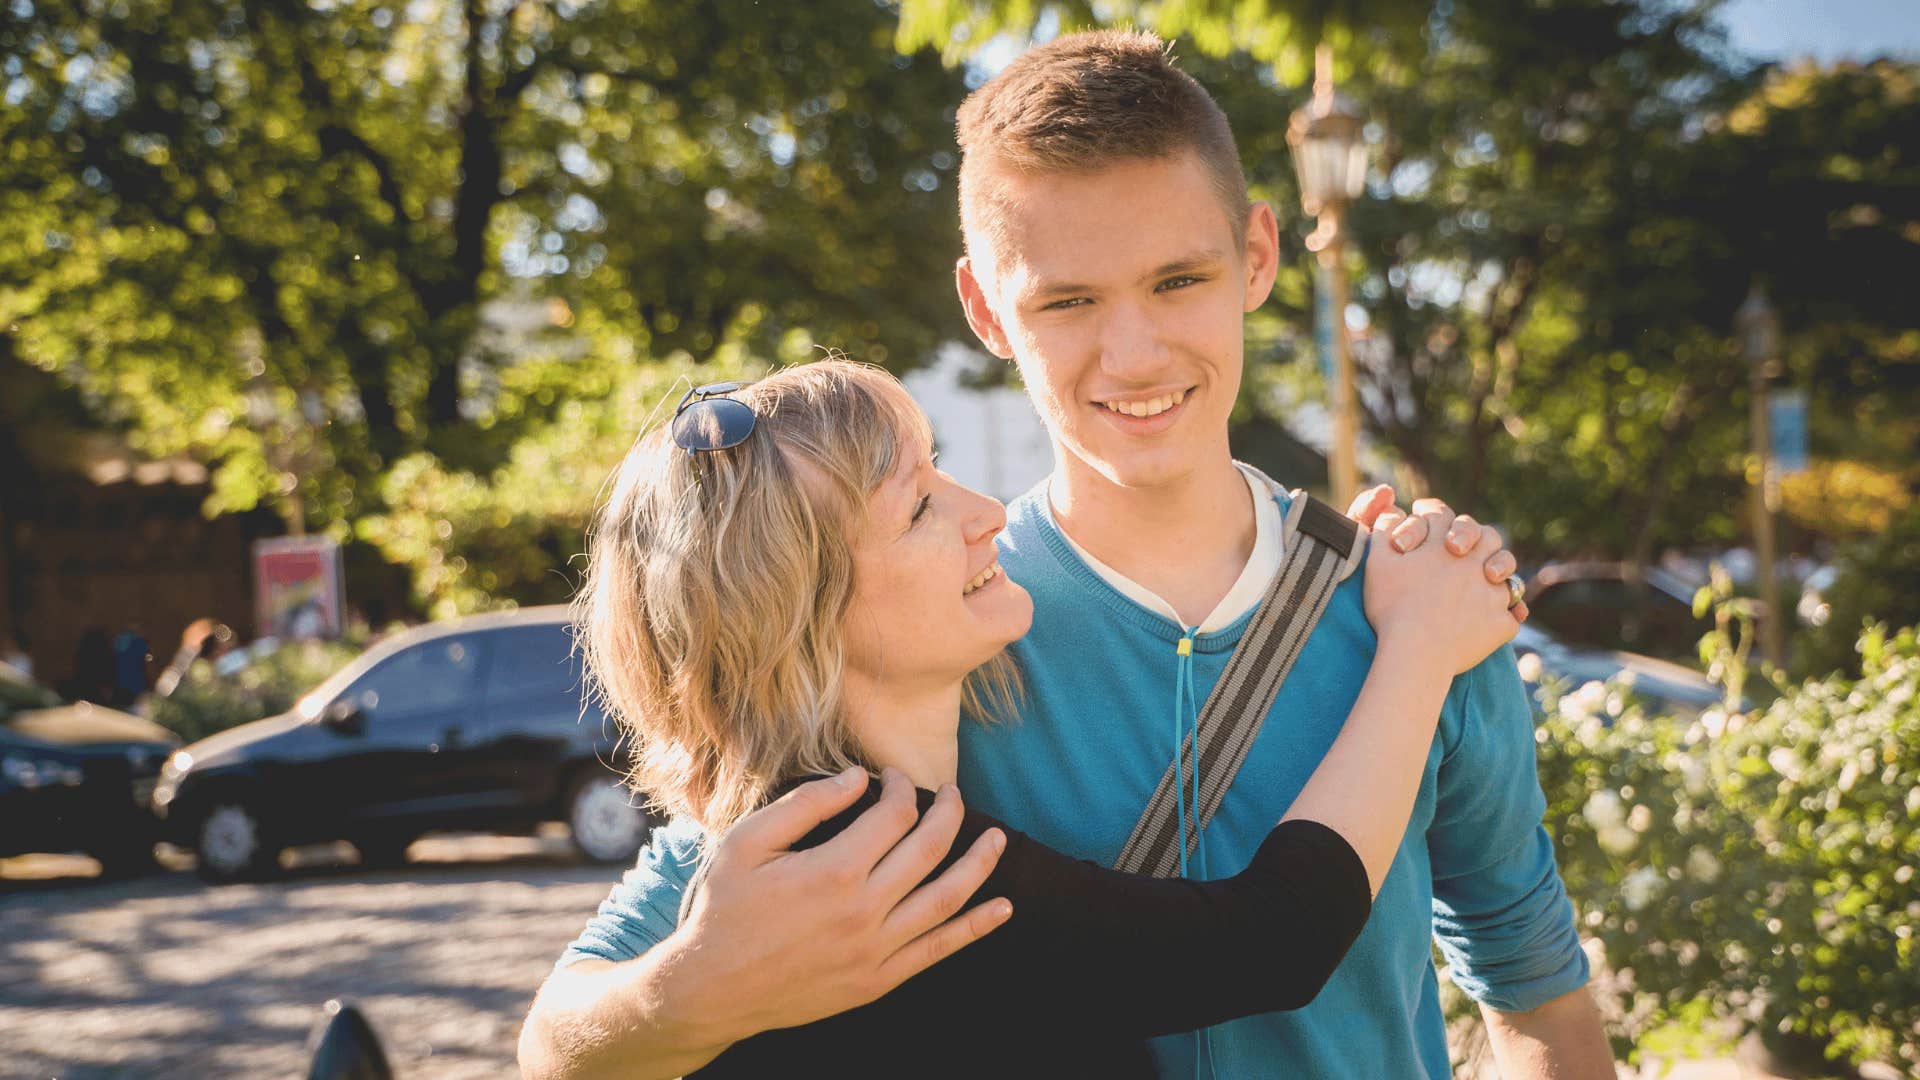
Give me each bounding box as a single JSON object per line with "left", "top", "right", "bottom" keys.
{"left": 293, "top": 634, "right": 413, "bottom": 720}
{"left": 0, "top": 663, "right": 65, "bottom": 725}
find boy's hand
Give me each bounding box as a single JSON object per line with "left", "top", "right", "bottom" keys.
{"left": 663, "top": 768, "right": 1012, "bottom": 1047}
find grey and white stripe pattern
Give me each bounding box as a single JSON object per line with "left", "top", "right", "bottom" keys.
{"left": 1112, "top": 489, "right": 1365, "bottom": 879}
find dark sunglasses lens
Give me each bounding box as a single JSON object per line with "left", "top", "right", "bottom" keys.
{"left": 691, "top": 381, "right": 741, "bottom": 397}
{"left": 672, "top": 397, "right": 757, "bottom": 452}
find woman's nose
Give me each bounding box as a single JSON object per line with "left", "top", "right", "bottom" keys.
{"left": 963, "top": 488, "right": 1008, "bottom": 544}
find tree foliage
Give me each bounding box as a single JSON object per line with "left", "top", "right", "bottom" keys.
{"left": 5, "top": 0, "right": 1917, "bottom": 610}
{"left": 1, "top": 0, "right": 970, "bottom": 540}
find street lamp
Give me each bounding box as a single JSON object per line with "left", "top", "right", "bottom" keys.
{"left": 1289, "top": 44, "right": 1369, "bottom": 508}
{"left": 1734, "top": 282, "right": 1785, "bottom": 669}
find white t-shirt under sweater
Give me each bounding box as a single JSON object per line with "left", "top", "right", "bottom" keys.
{"left": 1050, "top": 463, "right": 1284, "bottom": 634}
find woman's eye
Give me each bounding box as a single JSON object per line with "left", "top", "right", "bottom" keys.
{"left": 911, "top": 495, "right": 932, "bottom": 524}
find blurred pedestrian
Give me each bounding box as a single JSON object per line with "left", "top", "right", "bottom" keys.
{"left": 110, "top": 621, "right": 152, "bottom": 709}
{"left": 153, "top": 617, "right": 234, "bottom": 699}
{"left": 64, "top": 626, "right": 116, "bottom": 704}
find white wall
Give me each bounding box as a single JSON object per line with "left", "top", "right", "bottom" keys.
{"left": 901, "top": 345, "right": 1055, "bottom": 503}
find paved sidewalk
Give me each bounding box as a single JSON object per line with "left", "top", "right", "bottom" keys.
{"left": 1, "top": 834, "right": 619, "bottom": 1078}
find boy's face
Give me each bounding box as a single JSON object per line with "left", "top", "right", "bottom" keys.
{"left": 957, "top": 151, "right": 1279, "bottom": 493}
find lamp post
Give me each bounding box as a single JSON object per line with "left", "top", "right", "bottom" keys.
{"left": 1289, "top": 44, "right": 1369, "bottom": 509}
{"left": 1734, "top": 282, "right": 1786, "bottom": 669}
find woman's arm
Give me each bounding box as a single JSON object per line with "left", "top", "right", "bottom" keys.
{"left": 937, "top": 630, "right": 1456, "bottom": 1040}
{"left": 1278, "top": 632, "right": 1453, "bottom": 896}
{"left": 1285, "top": 513, "right": 1518, "bottom": 893}
{"left": 749, "top": 520, "right": 1519, "bottom": 1043}
{"left": 721, "top": 629, "right": 1447, "bottom": 1048}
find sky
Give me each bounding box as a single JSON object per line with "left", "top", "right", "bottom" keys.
{"left": 1717, "top": 0, "right": 1920, "bottom": 62}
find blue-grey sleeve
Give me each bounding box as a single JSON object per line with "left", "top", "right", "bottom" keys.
{"left": 557, "top": 815, "right": 708, "bottom": 970}
{"left": 1428, "top": 644, "right": 1591, "bottom": 1012}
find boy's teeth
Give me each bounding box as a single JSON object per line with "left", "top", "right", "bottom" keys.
{"left": 1104, "top": 392, "right": 1185, "bottom": 418}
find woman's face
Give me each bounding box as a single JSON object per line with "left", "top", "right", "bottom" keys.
{"left": 843, "top": 440, "right": 1034, "bottom": 692}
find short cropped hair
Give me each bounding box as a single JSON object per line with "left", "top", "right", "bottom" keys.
{"left": 956, "top": 29, "right": 1253, "bottom": 263}
{"left": 574, "top": 360, "right": 1019, "bottom": 838}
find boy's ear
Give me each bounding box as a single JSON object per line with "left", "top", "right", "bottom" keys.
{"left": 1241, "top": 201, "right": 1281, "bottom": 313}
{"left": 956, "top": 257, "right": 1015, "bottom": 360}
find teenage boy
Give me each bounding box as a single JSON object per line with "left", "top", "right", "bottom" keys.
{"left": 523, "top": 29, "right": 1609, "bottom": 1079}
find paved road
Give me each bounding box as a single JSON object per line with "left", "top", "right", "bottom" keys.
{"left": 1, "top": 834, "right": 627, "bottom": 1079}
{"left": 6, "top": 838, "right": 1831, "bottom": 1080}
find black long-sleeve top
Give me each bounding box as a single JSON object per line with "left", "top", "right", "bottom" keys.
{"left": 689, "top": 779, "right": 1373, "bottom": 1078}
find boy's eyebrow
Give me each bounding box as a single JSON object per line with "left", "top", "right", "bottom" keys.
{"left": 1140, "top": 250, "right": 1226, "bottom": 282}
{"left": 1027, "top": 278, "right": 1097, "bottom": 301}
{"left": 1021, "top": 249, "right": 1228, "bottom": 300}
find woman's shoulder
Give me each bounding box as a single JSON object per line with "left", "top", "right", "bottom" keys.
{"left": 775, "top": 773, "right": 1014, "bottom": 857}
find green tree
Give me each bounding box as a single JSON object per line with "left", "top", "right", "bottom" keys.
{"left": 1, "top": 0, "right": 971, "bottom": 541}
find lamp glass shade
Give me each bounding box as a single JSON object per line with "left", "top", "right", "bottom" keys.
{"left": 1288, "top": 99, "right": 1368, "bottom": 210}
{"left": 1342, "top": 140, "right": 1368, "bottom": 199}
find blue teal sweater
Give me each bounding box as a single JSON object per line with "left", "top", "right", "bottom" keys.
{"left": 562, "top": 482, "right": 1589, "bottom": 1078}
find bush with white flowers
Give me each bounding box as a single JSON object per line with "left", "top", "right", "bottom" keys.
{"left": 1535, "top": 614, "right": 1920, "bottom": 1073}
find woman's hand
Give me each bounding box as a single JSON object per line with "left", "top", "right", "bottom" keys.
{"left": 1347, "top": 485, "right": 1528, "bottom": 622}
{"left": 1362, "top": 505, "right": 1520, "bottom": 678}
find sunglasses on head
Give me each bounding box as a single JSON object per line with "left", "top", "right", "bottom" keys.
{"left": 670, "top": 381, "right": 757, "bottom": 457}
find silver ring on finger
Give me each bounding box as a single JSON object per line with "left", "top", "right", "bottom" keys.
{"left": 1505, "top": 575, "right": 1526, "bottom": 611}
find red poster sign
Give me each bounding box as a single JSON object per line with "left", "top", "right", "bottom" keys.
{"left": 252, "top": 537, "right": 344, "bottom": 641}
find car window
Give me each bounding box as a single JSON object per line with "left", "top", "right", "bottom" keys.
{"left": 1533, "top": 576, "right": 1706, "bottom": 662}
{"left": 339, "top": 635, "right": 483, "bottom": 719}
{"left": 482, "top": 625, "right": 583, "bottom": 701}
{"left": 1635, "top": 594, "right": 1708, "bottom": 660}
{"left": 1530, "top": 580, "right": 1606, "bottom": 644}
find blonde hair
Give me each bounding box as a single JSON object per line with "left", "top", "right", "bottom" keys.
{"left": 956, "top": 29, "right": 1253, "bottom": 261}
{"left": 575, "top": 360, "right": 1019, "bottom": 837}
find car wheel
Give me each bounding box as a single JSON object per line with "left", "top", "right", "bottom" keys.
{"left": 352, "top": 834, "right": 414, "bottom": 870}
{"left": 567, "top": 772, "right": 650, "bottom": 864}
{"left": 195, "top": 801, "right": 280, "bottom": 883}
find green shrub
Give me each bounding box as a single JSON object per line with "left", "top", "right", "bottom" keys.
{"left": 1537, "top": 603, "right": 1920, "bottom": 1073}
{"left": 147, "top": 635, "right": 367, "bottom": 745}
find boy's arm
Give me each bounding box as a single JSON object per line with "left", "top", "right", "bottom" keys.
{"left": 519, "top": 947, "right": 733, "bottom": 1080}
{"left": 1482, "top": 986, "right": 1614, "bottom": 1080}
{"left": 519, "top": 770, "right": 1011, "bottom": 1080}
{"left": 1428, "top": 647, "right": 1611, "bottom": 1079}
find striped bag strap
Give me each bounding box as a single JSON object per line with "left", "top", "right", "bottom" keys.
{"left": 1112, "top": 483, "right": 1366, "bottom": 878}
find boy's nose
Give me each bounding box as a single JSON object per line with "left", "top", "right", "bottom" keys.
{"left": 1096, "top": 302, "right": 1167, "bottom": 379}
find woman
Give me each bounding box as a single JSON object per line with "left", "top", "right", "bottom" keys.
{"left": 566, "top": 360, "right": 1520, "bottom": 1076}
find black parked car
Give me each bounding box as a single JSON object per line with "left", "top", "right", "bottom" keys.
{"left": 151, "top": 607, "right": 649, "bottom": 882}
{"left": 1, "top": 662, "right": 178, "bottom": 876}
{"left": 1525, "top": 562, "right": 1711, "bottom": 665}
